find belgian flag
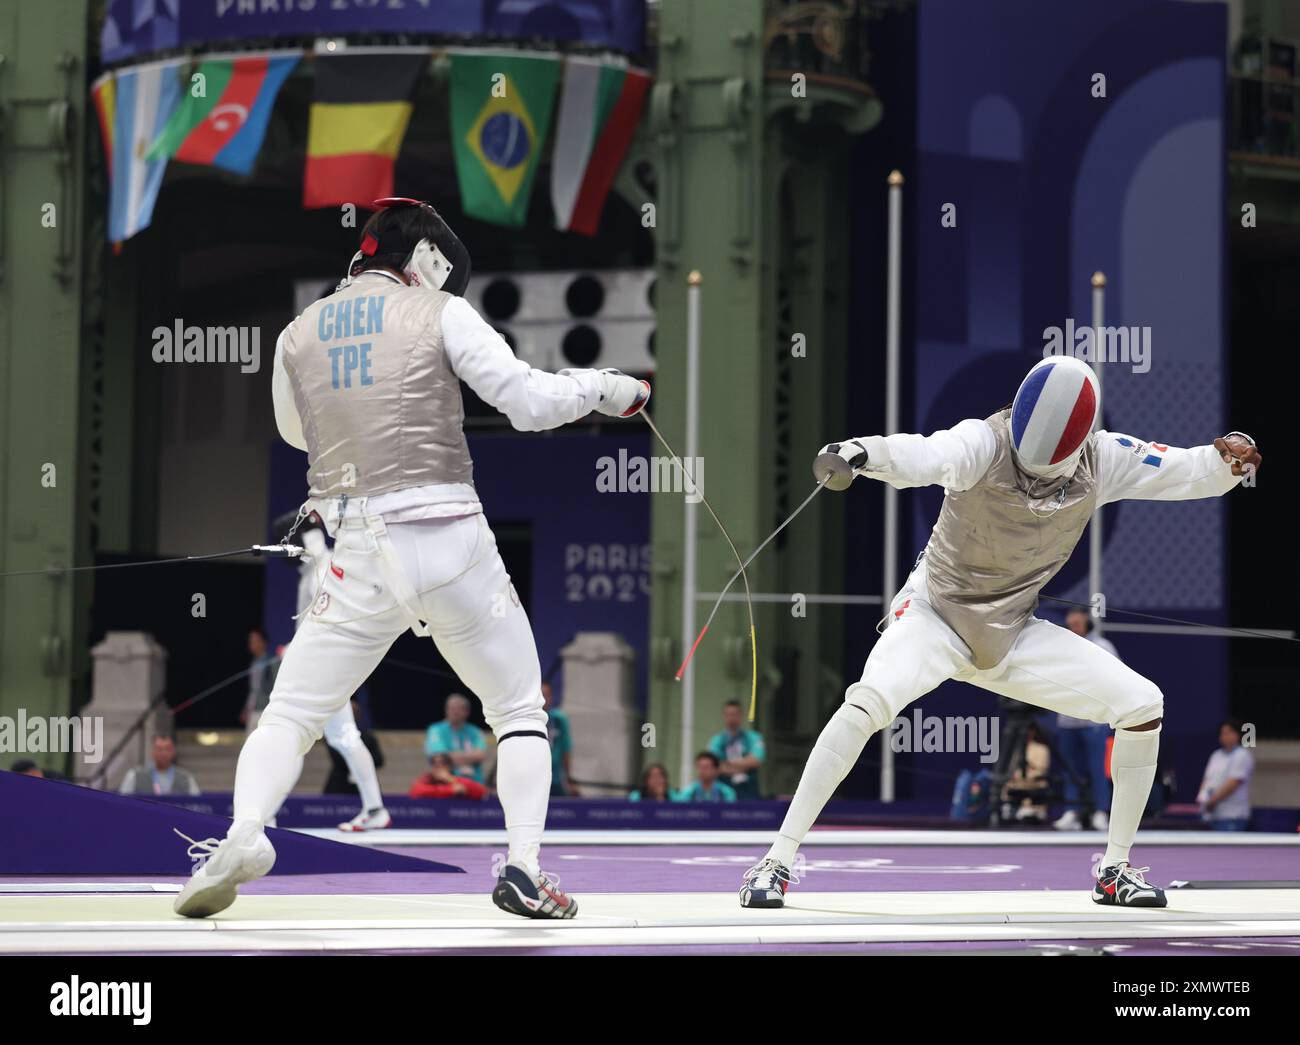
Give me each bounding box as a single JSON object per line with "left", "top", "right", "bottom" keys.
{"left": 303, "top": 53, "right": 427, "bottom": 209}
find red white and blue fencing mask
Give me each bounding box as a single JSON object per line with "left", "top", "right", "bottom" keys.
{"left": 1010, "top": 355, "right": 1100, "bottom": 479}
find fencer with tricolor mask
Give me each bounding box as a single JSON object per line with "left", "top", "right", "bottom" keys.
{"left": 741, "top": 354, "right": 1260, "bottom": 911}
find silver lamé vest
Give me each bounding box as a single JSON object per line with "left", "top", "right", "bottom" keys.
{"left": 921, "top": 410, "right": 1097, "bottom": 669}
{"left": 279, "top": 276, "right": 473, "bottom": 499}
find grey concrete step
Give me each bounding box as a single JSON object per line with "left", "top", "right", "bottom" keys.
{"left": 172, "top": 728, "right": 456, "bottom": 796}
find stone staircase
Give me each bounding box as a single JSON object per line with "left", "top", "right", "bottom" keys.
{"left": 172, "top": 728, "right": 447, "bottom": 796}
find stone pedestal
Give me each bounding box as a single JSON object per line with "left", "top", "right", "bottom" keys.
{"left": 83, "top": 632, "right": 167, "bottom": 788}
{"left": 559, "top": 632, "right": 639, "bottom": 797}
{"left": 1253, "top": 739, "right": 1300, "bottom": 809}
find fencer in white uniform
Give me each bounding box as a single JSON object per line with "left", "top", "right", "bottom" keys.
{"left": 741, "top": 355, "right": 1260, "bottom": 910}
{"left": 280, "top": 509, "right": 391, "bottom": 832}
{"left": 175, "top": 198, "right": 649, "bottom": 920}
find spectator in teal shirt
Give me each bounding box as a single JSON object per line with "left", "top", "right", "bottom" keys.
{"left": 424, "top": 693, "right": 488, "bottom": 784}
{"left": 676, "top": 751, "right": 736, "bottom": 802}
{"left": 542, "top": 683, "right": 576, "bottom": 796}
{"left": 707, "top": 700, "right": 766, "bottom": 799}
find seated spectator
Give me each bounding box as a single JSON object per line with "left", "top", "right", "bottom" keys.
{"left": 629, "top": 763, "right": 672, "bottom": 802}
{"left": 1198, "top": 719, "right": 1253, "bottom": 831}
{"left": 410, "top": 753, "right": 489, "bottom": 800}
{"left": 424, "top": 693, "right": 489, "bottom": 783}
{"left": 676, "top": 752, "right": 737, "bottom": 802}
{"left": 543, "top": 683, "right": 577, "bottom": 797}
{"left": 708, "top": 700, "right": 766, "bottom": 799}
{"left": 10, "top": 759, "right": 44, "bottom": 778}
{"left": 1002, "top": 723, "right": 1050, "bottom": 822}
{"left": 119, "top": 736, "right": 201, "bottom": 796}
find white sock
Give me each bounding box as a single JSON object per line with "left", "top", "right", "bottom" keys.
{"left": 496, "top": 734, "right": 551, "bottom": 877}
{"left": 233, "top": 722, "right": 306, "bottom": 827}
{"left": 1103, "top": 725, "right": 1161, "bottom": 867}
{"left": 768, "top": 704, "right": 875, "bottom": 867}
{"left": 338, "top": 739, "right": 384, "bottom": 813}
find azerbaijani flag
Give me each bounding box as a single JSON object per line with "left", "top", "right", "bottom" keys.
{"left": 303, "top": 52, "right": 427, "bottom": 209}
{"left": 90, "top": 72, "right": 116, "bottom": 177}
{"left": 110, "top": 60, "right": 183, "bottom": 242}
{"left": 148, "top": 53, "right": 299, "bottom": 176}
{"left": 550, "top": 59, "right": 650, "bottom": 235}
{"left": 450, "top": 51, "right": 560, "bottom": 227}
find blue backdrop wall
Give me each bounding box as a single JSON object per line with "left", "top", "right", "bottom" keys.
{"left": 848, "top": 0, "right": 1229, "bottom": 801}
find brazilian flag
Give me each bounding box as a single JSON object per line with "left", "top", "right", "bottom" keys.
{"left": 449, "top": 52, "right": 560, "bottom": 227}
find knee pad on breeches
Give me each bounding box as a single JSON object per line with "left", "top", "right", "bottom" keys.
{"left": 842, "top": 682, "right": 898, "bottom": 736}
{"left": 490, "top": 704, "right": 549, "bottom": 741}
{"left": 1111, "top": 681, "right": 1164, "bottom": 731}
{"left": 257, "top": 703, "right": 330, "bottom": 757}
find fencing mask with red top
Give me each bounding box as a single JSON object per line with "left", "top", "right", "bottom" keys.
{"left": 343, "top": 197, "right": 471, "bottom": 296}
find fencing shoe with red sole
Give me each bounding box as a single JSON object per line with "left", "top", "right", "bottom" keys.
{"left": 492, "top": 863, "right": 578, "bottom": 920}
{"left": 1092, "top": 862, "right": 1167, "bottom": 908}
{"left": 740, "top": 857, "right": 799, "bottom": 909}
{"left": 338, "top": 807, "right": 392, "bottom": 832}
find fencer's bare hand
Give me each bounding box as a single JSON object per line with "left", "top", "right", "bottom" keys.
{"left": 1214, "top": 433, "right": 1261, "bottom": 477}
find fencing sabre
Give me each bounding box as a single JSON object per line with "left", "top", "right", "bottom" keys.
{"left": 1036, "top": 594, "right": 1300, "bottom": 643}
{"left": 0, "top": 544, "right": 302, "bottom": 579}
{"left": 641, "top": 409, "right": 831, "bottom": 719}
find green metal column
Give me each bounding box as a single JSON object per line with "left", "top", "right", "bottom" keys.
{"left": 649, "top": 0, "right": 882, "bottom": 787}
{"left": 0, "top": 0, "right": 91, "bottom": 736}
{"left": 649, "top": 0, "right": 768, "bottom": 787}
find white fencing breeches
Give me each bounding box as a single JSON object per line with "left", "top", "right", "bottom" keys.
{"left": 258, "top": 512, "right": 546, "bottom": 752}
{"left": 769, "top": 570, "right": 1163, "bottom": 864}
{"left": 235, "top": 512, "right": 547, "bottom": 832}
{"left": 844, "top": 575, "right": 1164, "bottom": 732}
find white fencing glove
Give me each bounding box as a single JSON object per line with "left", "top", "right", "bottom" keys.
{"left": 593, "top": 368, "right": 652, "bottom": 418}
{"left": 813, "top": 438, "right": 870, "bottom": 491}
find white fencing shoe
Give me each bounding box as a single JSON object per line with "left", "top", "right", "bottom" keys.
{"left": 173, "top": 822, "right": 276, "bottom": 918}
{"left": 338, "top": 807, "right": 392, "bottom": 832}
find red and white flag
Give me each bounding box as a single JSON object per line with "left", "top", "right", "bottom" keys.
{"left": 550, "top": 58, "right": 651, "bottom": 236}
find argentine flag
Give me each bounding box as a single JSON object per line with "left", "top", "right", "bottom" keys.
{"left": 109, "top": 60, "right": 183, "bottom": 243}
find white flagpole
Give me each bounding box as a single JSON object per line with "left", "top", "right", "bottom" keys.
{"left": 882, "top": 171, "right": 904, "bottom": 802}
{"left": 1090, "top": 271, "right": 1106, "bottom": 634}
{"left": 680, "top": 270, "right": 703, "bottom": 789}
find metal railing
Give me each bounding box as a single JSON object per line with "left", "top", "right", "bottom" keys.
{"left": 85, "top": 660, "right": 274, "bottom": 790}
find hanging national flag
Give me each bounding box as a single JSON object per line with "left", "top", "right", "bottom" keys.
{"left": 449, "top": 51, "right": 560, "bottom": 227}
{"left": 303, "top": 52, "right": 427, "bottom": 209}
{"left": 90, "top": 72, "right": 116, "bottom": 177}
{"left": 550, "top": 60, "right": 650, "bottom": 235}
{"left": 148, "top": 52, "right": 300, "bottom": 176}
{"left": 110, "top": 60, "right": 183, "bottom": 242}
